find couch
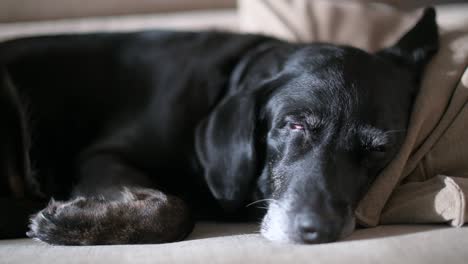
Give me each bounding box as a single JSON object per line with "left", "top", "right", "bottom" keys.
{"left": 1, "top": 1, "right": 468, "bottom": 263}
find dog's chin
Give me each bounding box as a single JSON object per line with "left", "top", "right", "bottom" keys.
{"left": 260, "top": 203, "right": 356, "bottom": 244}
{"left": 260, "top": 203, "right": 291, "bottom": 243}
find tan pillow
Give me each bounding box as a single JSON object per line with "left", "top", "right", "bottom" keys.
{"left": 238, "top": 0, "right": 468, "bottom": 227}
{"left": 239, "top": 0, "right": 421, "bottom": 52}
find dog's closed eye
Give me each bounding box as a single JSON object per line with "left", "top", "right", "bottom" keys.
{"left": 364, "top": 144, "right": 388, "bottom": 153}
{"left": 284, "top": 114, "right": 322, "bottom": 132}
{"left": 289, "top": 123, "right": 305, "bottom": 131}
{"left": 363, "top": 145, "right": 388, "bottom": 165}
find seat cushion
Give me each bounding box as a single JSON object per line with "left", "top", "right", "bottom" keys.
{"left": 1, "top": 223, "right": 468, "bottom": 264}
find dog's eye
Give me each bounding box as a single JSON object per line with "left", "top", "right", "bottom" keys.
{"left": 289, "top": 123, "right": 305, "bottom": 131}
{"left": 365, "top": 145, "right": 388, "bottom": 160}
{"left": 362, "top": 145, "right": 389, "bottom": 167}
{"left": 371, "top": 146, "right": 387, "bottom": 153}
{"left": 364, "top": 145, "right": 386, "bottom": 153}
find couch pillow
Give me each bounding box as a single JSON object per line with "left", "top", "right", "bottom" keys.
{"left": 239, "top": 0, "right": 422, "bottom": 52}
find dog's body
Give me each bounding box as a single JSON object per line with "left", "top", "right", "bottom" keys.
{"left": 0, "top": 8, "right": 438, "bottom": 245}
{"left": 0, "top": 31, "right": 266, "bottom": 243}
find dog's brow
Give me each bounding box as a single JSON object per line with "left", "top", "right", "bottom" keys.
{"left": 305, "top": 114, "right": 323, "bottom": 128}
{"left": 383, "top": 129, "right": 406, "bottom": 135}
{"left": 283, "top": 111, "right": 323, "bottom": 127}
{"left": 359, "top": 126, "right": 390, "bottom": 147}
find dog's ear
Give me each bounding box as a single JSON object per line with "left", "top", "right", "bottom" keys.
{"left": 195, "top": 44, "right": 283, "bottom": 212}
{"left": 377, "top": 7, "right": 439, "bottom": 83}
{"left": 195, "top": 91, "right": 258, "bottom": 212}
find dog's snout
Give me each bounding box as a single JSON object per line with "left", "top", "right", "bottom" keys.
{"left": 294, "top": 210, "right": 347, "bottom": 244}
{"left": 296, "top": 214, "right": 319, "bottom": 243}
{"left": 260, "top": 201, "right": 354, "bottom": 244}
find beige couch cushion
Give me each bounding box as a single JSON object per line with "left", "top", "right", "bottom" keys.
{"left": 2, "top": 223, "right": 468, "bottom": 264}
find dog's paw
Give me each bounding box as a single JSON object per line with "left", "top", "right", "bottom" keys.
{"left": 27, "top": 190, "right": 193, "bottom": 245}
{"left": 27, "top": 197, "right": 101, "bottom": 245}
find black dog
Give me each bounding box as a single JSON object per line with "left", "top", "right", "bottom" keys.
{"left": 0, "top": 8, "right": 438, "bottom": 245}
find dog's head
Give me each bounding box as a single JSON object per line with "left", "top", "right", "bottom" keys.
{"left": 196, "top": 8, "right": 439, "bottom": 244}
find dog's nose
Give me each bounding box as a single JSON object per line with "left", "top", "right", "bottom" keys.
{"left": 296, "top": 214, "right": 320, "bottom": 243}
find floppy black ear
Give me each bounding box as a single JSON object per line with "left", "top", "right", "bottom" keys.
{"left": 195, "top": 43, "right": 283, "bottom": 212}
{"left": 377, "top": 7, "right": 439, "bottom": 83}
{"left": 195, "top": 91, "right": 258, "bottom": 212}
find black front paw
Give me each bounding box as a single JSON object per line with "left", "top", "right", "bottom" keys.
{"left": 27, "top": 197, "right": 97, "bottom": 245}
{"left": 27, "top": 189, "right": 193, "bottom": 245}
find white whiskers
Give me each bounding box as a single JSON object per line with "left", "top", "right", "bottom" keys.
{"left": 246, "top": 198, "right": 276, "bottom": 208}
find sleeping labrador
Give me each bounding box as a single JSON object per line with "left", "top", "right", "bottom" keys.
{"left": 0, "top": 7, "right": 438, "bottom": 245}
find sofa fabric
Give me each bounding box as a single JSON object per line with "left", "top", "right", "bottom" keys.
{"left": 0, "top": 10, "right": 239, "bottom": 42}
{"left": 239, "top": 0, "right": 468, "bottom": 227}
{"left": 0, "top": 0, "right": 236, "bottom": 23}
{"left": 2, "top": 223, "right": 468, "bottom": 264}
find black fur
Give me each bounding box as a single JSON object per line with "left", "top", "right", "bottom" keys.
{"left": 0, "top": 8, "right": 438, "bottom": 244}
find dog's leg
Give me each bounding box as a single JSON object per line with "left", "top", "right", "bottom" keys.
{"left": 0, "top": 67, "right": 48, "bottom": 239}
{"left": 27, "top": 154, "right": 194, "bottom": 245}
